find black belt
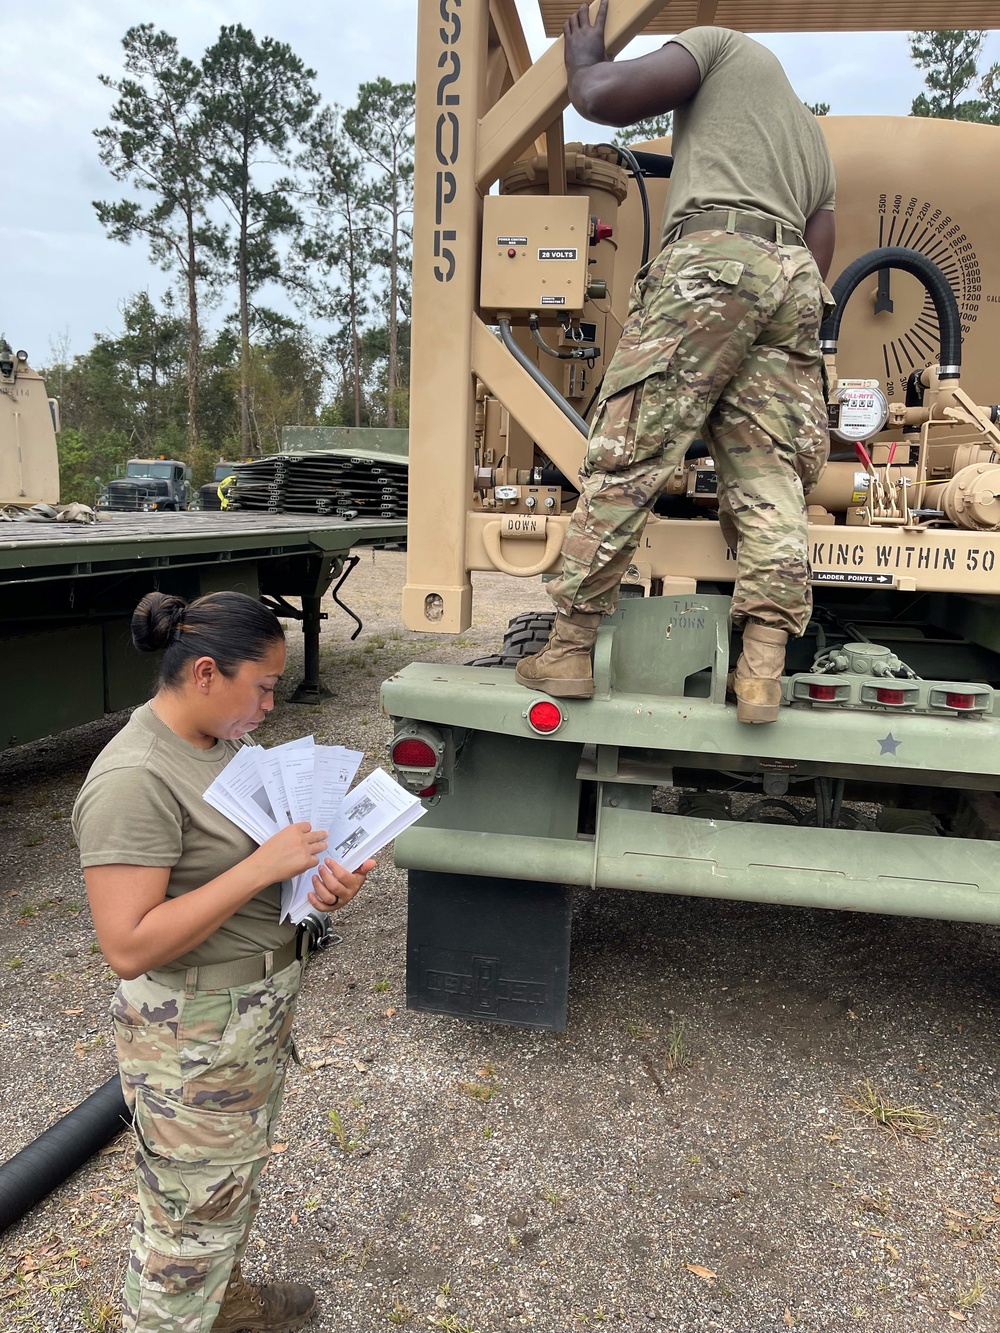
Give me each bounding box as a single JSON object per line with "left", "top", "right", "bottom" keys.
{"left": 675, "top": 210, "right": 806, "bottom": 250}
{"left": 146, "top": 930, "right": 308, "bottom": 992}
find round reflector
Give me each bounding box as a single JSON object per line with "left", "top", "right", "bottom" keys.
{"left": 875, "top": 688, "right": 906, "bottom": 706}
{"left": 418, "top": 784, "right": 438, "bottom": 799}
{"left": 945, "top": 692, "right": 976, "bottom": 710}
{"left": 392, "top": 738, "right": 437, "bottom": 768}
{"left": 527, "top": 700, "right": 563, "bottom": 734}
{"left": 808, "top": 684, "right": 838, "bottom": 701}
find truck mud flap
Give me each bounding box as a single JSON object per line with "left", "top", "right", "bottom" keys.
{"left": 406, "top": 870, "right": 572, "bottom": 1030}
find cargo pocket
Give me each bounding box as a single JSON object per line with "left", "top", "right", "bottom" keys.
{"left": 179, "top": 979, "right": 297, "bottom": 1114}
{"left": 587, "top": 336, "right": 683, "bottom": 473}
{"left": 673, "top": 257, "right": 746, "bottom": 304}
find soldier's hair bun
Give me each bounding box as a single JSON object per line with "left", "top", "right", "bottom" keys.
{"left": 132, "top": 592, "right": 188, "bottom": 653}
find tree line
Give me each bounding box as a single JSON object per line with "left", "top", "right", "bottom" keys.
{"left": 48, "top": 25, "right": 999, "bottom": 504}
{"left": 48, "top": 24, "right": 412, "bottom": 501}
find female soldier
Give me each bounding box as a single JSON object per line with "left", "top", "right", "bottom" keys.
{"left": 72, "top": 590, "right": 374, "bottom": 1333}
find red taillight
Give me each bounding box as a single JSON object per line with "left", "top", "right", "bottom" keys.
{"left": 527, "top": 701, "right": 563, "bottom": 734}
{"left": 945, "top": 692, "right": 976, "bottom": 710}
{"left": 392, "top": 738, "right": 437, "bottom": 768}
{"left": 875, "top": 688, "right": 906, "bottom": 705}
{"left": 418, "top": 784, "right": 438, "bottom": 799}
{"left": 808, "top": 684, "right": 838, "bottom": 701}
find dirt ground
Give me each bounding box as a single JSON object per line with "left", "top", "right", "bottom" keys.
{"left": 0, "top": 548, "right": 998, "bottom": 1333}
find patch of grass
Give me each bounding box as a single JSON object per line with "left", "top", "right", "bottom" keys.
{"left": 625, "top": 1020, "right": 654, "bottom": 1040}
{"left": 457, "top": 1081, "right": 496, "bottom": 1102}
{"left": 328, "top": 1107, "right": 363, "bottom": 1154}
{"left": 955, "top": 1275, "right": 988, "bottom": 1308}
{"left": 18, "top": 903, "right": 38, "bottom": 918}
{"left": 843, "top": 1079, "right": 938, "bottom": 1139}
{"left": 373, "top": 979, "right": 392, "bottom": 993}
{"left": 7, "top": 956, "right": 24, "bottom": 969}
{"left": 429, "top": 1317, "right": 479, "bottom": 1333}
{"left": 664, "top": 1019, "right": 691, "bottom": 1071}
{"left": 387, "top": 1301, "right": 415, "bottom": 1326}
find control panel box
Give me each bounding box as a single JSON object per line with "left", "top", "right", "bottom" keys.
{"left": 480, "top": 194, "right": 590, "bottom": 313}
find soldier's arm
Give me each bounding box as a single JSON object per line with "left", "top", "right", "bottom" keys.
{"left": 804, "top": 208, "right": 836, "bottom": 280}
{"left": 563, "top": 0, "right": 701, "bottom": 126}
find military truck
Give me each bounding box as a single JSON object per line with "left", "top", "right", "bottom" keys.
{"left": 100, "top": 456, "right": 192, "bottom": 512}
{"left": 198, "top": 461, "right": 237, "bottom": 511}
{"left": 0, "top": 337, "right": 60, "bottom": 507}
{"left": 381, "top": 0, "right": 1000, "bottom": 1030}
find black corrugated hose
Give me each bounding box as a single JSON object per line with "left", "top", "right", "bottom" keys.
{"left": 820, "top": 245, "right": 963, "bottom": 377}
{"left": 0, "top": 1075, "right": 130, "bottom": 1233}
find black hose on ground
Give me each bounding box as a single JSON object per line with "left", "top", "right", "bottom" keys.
{"left": 0, "top": 1075, "right": 130, "bottom": 1234}
{"left": 820, "top": 246, "right": 963, "bottom": 378}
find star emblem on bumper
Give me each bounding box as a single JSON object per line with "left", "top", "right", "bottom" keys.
{"left": 877, "top": 733, "right": 900, "bottom": 756}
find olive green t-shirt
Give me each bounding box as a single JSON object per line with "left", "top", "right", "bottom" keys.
{"left": 661, "top": 27, "right": 836, "bottom": 247}
{"left": 72, "top": 703, "right": 294, "bottom": 970}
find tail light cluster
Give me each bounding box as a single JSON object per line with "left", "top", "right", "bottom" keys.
{"left": 787, "top": 674, "right": 993, "bottom": 716}
{"left": 389, "top": 723, "right": 446, "bottom": 798}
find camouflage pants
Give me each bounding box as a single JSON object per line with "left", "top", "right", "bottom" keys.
{"left": 547, "top": 230, "right": 830, "bottom": 636}
{"left": 111, "top": 959, "right": 303, "bottom": 1333}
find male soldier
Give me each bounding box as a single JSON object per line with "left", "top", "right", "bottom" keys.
{"left": 515, "top": 0, "right": 836, "bottom": 724}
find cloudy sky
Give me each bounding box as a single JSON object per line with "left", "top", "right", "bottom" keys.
{"left": 1, "top": 2, "right": 997, "bottom": 362}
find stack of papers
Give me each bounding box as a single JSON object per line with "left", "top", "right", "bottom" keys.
{"left": 203, "top": 736, "right": 427, "bottom": 923}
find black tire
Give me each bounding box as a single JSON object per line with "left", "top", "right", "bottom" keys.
{"left": 464, "top": 653, "right": 521, "bottom": 668}
{"left": 500, "top": 611, "right": 555, "bottom": 659}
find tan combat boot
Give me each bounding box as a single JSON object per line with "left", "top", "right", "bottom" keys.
{"left": 214, "top": 1264, "right": 317, "bottom": 1333}
{"left": 729, "top": 622, "right": 788, "bottom": 724}
{"left": 514, "top": 610, "right": 600, "bottom": 699}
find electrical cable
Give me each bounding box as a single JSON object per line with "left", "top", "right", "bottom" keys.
{"left": 596, "top": 143, "right": 651, "bottom": 268}
{"left": 498, "top": 318, "right": 588, "bottom": 436}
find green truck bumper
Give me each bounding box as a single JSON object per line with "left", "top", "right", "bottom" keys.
{"left": 381, "top": 594, "right": 1000, "bottom": 925}
{"left": 394, "top": 814, "right": 999, "bottom": 924}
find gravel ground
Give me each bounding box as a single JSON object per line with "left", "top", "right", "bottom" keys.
{"left": 1, "top": 548, "right": 998, "bottom": 1333}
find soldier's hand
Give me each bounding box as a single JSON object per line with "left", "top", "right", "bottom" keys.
{"left": 253, "top": 822, "right": 328, "bottom": 882}
{"left": 307, "top": 857, "right": 376, "bottom": 914}
{"left": 564, "top": 0, "right": 609, "bottom": 73}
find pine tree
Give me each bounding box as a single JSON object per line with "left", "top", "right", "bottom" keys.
{"left": 909, "top": 29, "right": 989, "bottom": 120}
{"left": 199, "top": 26, "right": 319, "bottom": 454}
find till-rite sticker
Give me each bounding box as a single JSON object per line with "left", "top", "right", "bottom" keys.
{"left": 540, "top": 295, "right": 566, "bottom": 305}
{"left": 538, "top": 248, "right": 578, "bottom": 261}
{"left": 497, "top": 236, "right": 527, "bottom": 246}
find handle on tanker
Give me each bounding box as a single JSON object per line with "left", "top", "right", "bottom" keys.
{"left": 483, "top": 519, "right": 564, "bottom": 577}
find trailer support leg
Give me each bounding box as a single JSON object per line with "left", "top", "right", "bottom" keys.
{"left": 291, "top": 591, "right": 332, "bottom": 704}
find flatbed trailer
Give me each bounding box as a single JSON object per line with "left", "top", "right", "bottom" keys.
{"left": 0, "top": 512, "right": 405, "bottom": 749}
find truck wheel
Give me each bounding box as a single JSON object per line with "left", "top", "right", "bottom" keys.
{"left": 500, "top": 611, "right": 555, "bottom": 658}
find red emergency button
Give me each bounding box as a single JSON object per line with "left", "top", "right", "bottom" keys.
{"left": 507, "top": 247, "right": 517, "bottom": 257}
{"left": 593, "top": 220, "right": 614, "bottom": 243}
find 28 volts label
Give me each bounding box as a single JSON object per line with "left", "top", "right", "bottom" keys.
{"left": 538, "top": 248, "right": 578, "bottom": 261}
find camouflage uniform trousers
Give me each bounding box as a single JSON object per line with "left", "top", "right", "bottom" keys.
{"left": 110, "top": 958, "right": 303, "bottom": 1333}
{"left": 546, "top": 229, "right": 831, "bottom": 637}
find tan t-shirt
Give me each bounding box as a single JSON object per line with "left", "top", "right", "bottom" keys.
{"left": 72, "top": 703, "right": 294, "bottom": 969}
{"left": 661, "top": 27, "right": 836, "bottom": 246}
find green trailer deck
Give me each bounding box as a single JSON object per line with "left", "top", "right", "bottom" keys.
{"left": 0, "top": 512, "right": 405, "bottom": 749}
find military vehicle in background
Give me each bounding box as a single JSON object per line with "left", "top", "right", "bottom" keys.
{"left": 99, "top": 457, "right": 192, "bottom": 512}
{"left": 198, "top": 461, "right": 238, "bottom": 511}
{"left": 0, "top": 337, "right": 60, "bottom": 507}
{"left": 381, "top": 0, "right": 1000, "bottom": 1031}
